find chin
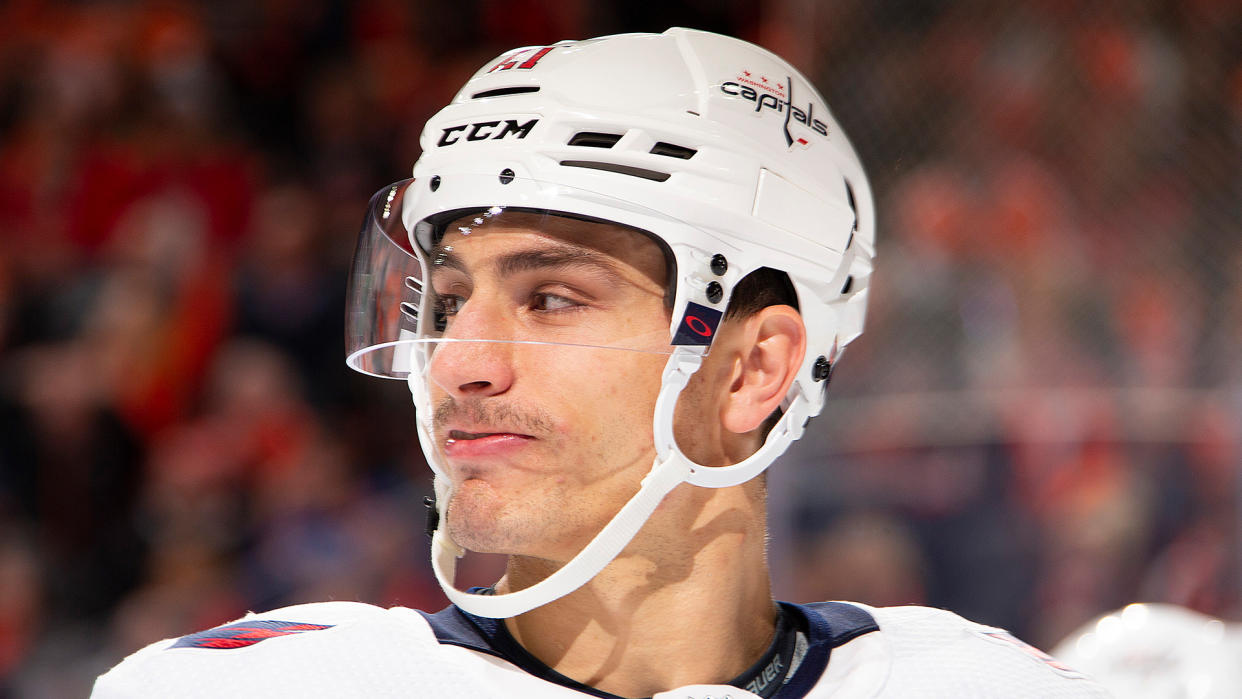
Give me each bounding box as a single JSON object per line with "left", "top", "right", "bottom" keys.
{"left": 447, "top": 520, "right": 509, "bottom": 554}
{"left": 447, "top": 493, "right": 519, "bottom": 553}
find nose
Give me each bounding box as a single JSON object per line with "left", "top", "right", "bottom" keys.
{"left": 426, "top": 297, "right": 515, "bottom": 399}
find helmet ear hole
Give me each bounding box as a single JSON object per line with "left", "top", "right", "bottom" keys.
{"left": 725, "top": 267, "right": 799, "bottom": 321}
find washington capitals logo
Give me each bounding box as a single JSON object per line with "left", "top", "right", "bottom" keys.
{"left": 171, "top": 620, "right": 334, "bottom": 650}
{"left": 720, "top": 72, "right": 829, "bottom": 149}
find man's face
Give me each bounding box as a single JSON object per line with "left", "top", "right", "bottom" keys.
{"left": 423, "top": 212, "right": 671, "bottom": 561}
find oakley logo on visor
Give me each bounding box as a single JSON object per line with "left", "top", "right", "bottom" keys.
{"left": 673, "top": 302, "right": 723, "bottom": 346}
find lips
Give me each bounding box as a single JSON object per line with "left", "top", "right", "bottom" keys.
{"left": 442, "top": 429, "right": 534, "bottom": 459}
{"left": 449, "top": 430, "right": 505, "bottom": 440}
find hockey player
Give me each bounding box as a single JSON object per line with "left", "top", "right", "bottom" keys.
{"left": 94, "top": 28, "right": 1111, "bottom": 698}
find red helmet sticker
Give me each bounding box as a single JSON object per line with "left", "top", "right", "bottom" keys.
{"left": 487, "top": 46, "right": 557, "bottom": 73}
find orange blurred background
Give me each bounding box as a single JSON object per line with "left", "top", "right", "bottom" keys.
{"left": 1, "top": 1, "right": 1240, "bottom": 695}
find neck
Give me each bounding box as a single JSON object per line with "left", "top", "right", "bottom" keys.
{"left": 497, "top": 481, "right": 776, "bottom": 698}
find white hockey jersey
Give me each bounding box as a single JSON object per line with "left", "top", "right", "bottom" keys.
{"left": 92, "top": 599, "right": 1113, "bottom": 698}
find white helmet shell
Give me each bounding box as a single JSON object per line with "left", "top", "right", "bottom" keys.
{"left": 413, "top": 27, "right": 874, "bottom": 382}
{"left": 1052, "top": 603, "right": 1242, "bottom": 699}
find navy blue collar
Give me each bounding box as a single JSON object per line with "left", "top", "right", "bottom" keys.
{"left": 417, "top": 599, "right": 878, "bottom": 698}
{"left": 779, "top": 601, "right": 880, "bottom": 697}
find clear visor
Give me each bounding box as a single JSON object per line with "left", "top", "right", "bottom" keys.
{"left": 346, "top": 178, "right": 687, "bottom": 379}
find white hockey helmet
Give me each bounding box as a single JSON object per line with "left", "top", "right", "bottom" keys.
{"left": 1051, "top": 603, "right": 1242, "bottom": 699}
{"left": 345, "top": 27, "right": 875, "bottom": 617}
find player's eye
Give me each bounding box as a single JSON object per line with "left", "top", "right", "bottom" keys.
{"left": 431, "top": 294, "right": 465, "bottom": 331}
{"left": 433, "top": 294, "right": 466, "bottom": 316}
{"left": 530, "top": 292, "right": 581, "bottom": 312}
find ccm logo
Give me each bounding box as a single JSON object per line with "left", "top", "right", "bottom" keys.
{"left": 437, "top": 118, "right": 538, "bottom": 147}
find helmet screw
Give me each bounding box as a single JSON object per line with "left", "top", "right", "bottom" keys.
{"left": 812, "top": 356, "right": 832, "bottom": 382}
{"left": 710, "top": 254, "right": 728, "bottom": 276}
{"left": 429, "top": 175, "right": 441, "bottom": 191}
{"left": 498, "top": 168, "right": 515, "bottom": 184}
{"left": 706, "top": 281, "right": 724, "bottom": 304}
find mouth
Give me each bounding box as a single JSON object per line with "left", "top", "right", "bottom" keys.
{"left": 448, "top": 429, "right": 513, "bottom": 440}
{"left": 442, "top": 429, "right": 535, "bottom": 459}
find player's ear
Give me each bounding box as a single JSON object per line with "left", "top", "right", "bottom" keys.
{"left": 720, "top": 305, "right": 806, "bottom": 435}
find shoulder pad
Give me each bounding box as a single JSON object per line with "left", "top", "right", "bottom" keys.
{"left": 92, "top": 602, "right": 476, "bottom": 698}
{"left": 852, "top": 604, "right": 1114, "bottom": 697}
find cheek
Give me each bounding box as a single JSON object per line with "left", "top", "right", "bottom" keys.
{"left": 543, "top": 353, "right": 663, "bottom": 446}
{"left": 605, "top": 360, "right": 663, "bottom": 440}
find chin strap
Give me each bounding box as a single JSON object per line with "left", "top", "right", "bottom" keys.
{"left": 430, "top": 452, "right": 690, "bottom": 618}
{"left": 658, "top": 377, "right": 814, "bottom": 489}
{"left": 419, "top": 346, "right": 807, "bottom": 618}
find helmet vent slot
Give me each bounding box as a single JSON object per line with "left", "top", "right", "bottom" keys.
{"left": 649, "top": 142, "right": 697, "bottom": 159}
{"left": 471, "top": 86, "right": 540, "bottom": 99}
{"left": 559, "top": 160, "right": 670, "bottom": 182}
{"left": 567, "top": 132, "right": 624, "bottom": 148}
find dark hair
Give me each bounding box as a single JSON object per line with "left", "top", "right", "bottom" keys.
{"left": 724, "top": 267, "right": 799, "bottom": 320}
{"left": 724, "top": 267, "right": 799, "bottom": 438}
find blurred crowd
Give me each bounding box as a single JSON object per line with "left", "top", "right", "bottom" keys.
{"left": 0, "top": 1, "right": 1239, "bottom": 696}
{"left": 774, "top": 0, "right": 1242, "bottom": 660}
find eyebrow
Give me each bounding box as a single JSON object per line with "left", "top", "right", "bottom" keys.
{"left": 429, "top": 241, "right": 623, "bottom": 280}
